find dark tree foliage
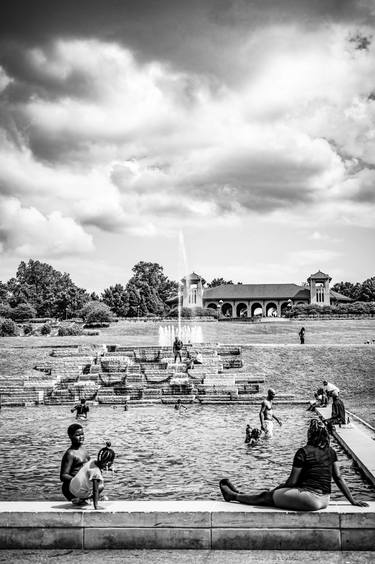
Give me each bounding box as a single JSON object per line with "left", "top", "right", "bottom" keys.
{"left": 0, "top": 281, "right": 8, "bottom": 302}
{"left": 6, "top": 260, "right": 90, "bottom": 318}
{"left": 101, "top": 284, "right": 129, "bottom": 317}
{"left": 332, "top": 280, "right": 370, "bottom": 301}
{"left": 358, "top": 277, "right": 375, "bottom": 302}
{"left": 0, "top": 303, "right": 12, "bottom": 318}
{"left": 12, "top": 303, "right": 37, "bottom": 320}
{"left": 124, "top": 262, "right": 178, "bottom": 316}
{"left": 208, "top": 277, "right": 234, "bottom": 288}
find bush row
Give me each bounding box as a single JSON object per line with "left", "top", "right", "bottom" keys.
{"left": 168, "top": 306, "right": 218, "bottom": 319}
{"left": 286, "top": 301, "right": 375, "bottom": 317}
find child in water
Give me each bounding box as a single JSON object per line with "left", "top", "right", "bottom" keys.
{"left": 60, "top": 424, "right": 113, "bottom": 505}
{"left": 245, "top": 424, "right": 262, "bottom": 445}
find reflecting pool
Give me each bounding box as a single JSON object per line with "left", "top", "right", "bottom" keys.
{"left": 0, "top": 405, "right": 374, "bottom": 501}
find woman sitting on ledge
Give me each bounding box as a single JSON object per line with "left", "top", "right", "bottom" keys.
{"left": 220, "top": 419, "right": 368, "bottom": 511}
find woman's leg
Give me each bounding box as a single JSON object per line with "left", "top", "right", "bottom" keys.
{"left": 220, "top": 480, "right": 274, "bottom": 506}
{"left": 273, "top": 488, "right": 329, "bottom": 511}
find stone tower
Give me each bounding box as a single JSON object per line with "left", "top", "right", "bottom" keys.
{"left": 307, "top": 270, "right": 332, "bottom": 306}
{"left": 181, "top": 273, "right": 204, "bottom": 308}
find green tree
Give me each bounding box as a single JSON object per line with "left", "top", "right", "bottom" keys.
{"left": 332, "top": 281, "right": 356, "bottom": 298}
{"left": 13, "top": 303, "right": 37, "bottom": 320}
{"left": 125, "top": 262, "right": 177, "bottom": 316}
{"left": 8, "top": 260, "right": 89, "bottom": 318}
{"left": 359, "top": 277, "right": 375, "bottom": 302}
{"left": 0, "top": 303, "right": 12, "bottom": 318}
{"left": 0, "top": 281, "right": 8, "bottom": 303}
{"left": 101, "top": 284, "right": 129, "bottom": 317}
{"left": 208, "top": 277, "right": 234, "bottom": 287}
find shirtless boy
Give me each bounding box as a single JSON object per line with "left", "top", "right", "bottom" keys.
{"left": 71, "top": 398, "right": 89, "bottom": 419}
{"left": 60, "top": 423, "right": 90, "bottom": 503}
{"left": 259, "top": 388, "right": 282, "bottom": 438}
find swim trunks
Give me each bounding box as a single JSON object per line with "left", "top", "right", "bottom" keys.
{"left": 263, "top": 420, "right": 274, "bottom": 438}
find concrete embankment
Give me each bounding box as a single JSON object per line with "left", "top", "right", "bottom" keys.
{"left": 1, "top": 500, "right": 375, "bottom": 550}
{"left": 315, "top": 407, "right": 375, "bottom": 487}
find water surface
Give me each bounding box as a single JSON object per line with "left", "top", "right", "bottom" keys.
{"left": 1, "top": 405, "right": 373, "bottom": 502}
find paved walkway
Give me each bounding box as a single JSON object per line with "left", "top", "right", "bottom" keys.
{"left": 1, "top": 550, "right": 375, "bottom": 564}
{"left": 315, "top": 407, "right": 375, "bottom": 485}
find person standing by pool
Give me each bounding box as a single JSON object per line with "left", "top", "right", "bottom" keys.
{"left": 323, "top": 380, "right": 340, "bottom": 401}
{"left": 220, "top": 419, "right": 368, "bottom": 511}
{"left": 259, "top": 388, "right": 282, "bottom": 438}
{"left": 299, "top": 327, "right": 305, "bottom": 344}
{"left": 173, "top": 336, "right": 183, "bottom": 363}
{"left": 324, "top": 391, "right": 346, "bottom": 429}
{"left": 71, "top": 398, "right": 89, "bottom": 419}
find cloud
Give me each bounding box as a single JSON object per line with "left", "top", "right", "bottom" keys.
{"left": 0, "top": 196, "right": 94, "bottom": 257}
{"left": 0, "top": 12, "right": 374, "bottom": 262}
{"left": 288, "top": 249, "right": 342, "bottom": 268}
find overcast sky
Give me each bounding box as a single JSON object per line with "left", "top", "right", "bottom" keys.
{"left": 0, "top": 0, "right": 374, "bottom": 292}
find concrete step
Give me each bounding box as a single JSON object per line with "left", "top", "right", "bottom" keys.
{"left": 1, "top": 500, "right": 371, "bottom": 550}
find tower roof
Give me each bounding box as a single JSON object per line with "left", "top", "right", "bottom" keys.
{"left": 181, "top": 272, "right": 203, "bottom": 281}
{"left": 307, "top": 270, "right": 331, "bottom": 282}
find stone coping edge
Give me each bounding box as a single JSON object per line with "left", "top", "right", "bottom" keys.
{"left": 0, "top": 501, "right": 374, "bottom": 550}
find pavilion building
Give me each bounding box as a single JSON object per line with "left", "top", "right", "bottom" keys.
{"left": 181, "top": 270, "right": 350, "bottom": 318}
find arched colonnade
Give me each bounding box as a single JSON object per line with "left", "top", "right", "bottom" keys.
{"left": 205, "top": 300, "right": 307, "bottom": 318}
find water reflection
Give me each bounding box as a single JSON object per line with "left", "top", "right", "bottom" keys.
{"left": 0, "top": 405, "right": 374, "bottom": 501}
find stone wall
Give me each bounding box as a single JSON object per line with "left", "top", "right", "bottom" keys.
{"left": 0, "top": 500, "right": 374, "bottom": 550}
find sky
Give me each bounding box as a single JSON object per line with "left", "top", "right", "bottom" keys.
{"left": 0, "top": 0, "right": 374, "bottom": 292}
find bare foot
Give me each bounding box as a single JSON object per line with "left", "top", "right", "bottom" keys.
{"left": 219, "top": 479, "right": 236, "bottom": 502}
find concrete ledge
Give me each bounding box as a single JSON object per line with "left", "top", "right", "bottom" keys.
{"left": 1, "top": 501, "right": 375, "bottom": 550}
{"left": 315, "top": 407, "right": 375, "bottom": 487}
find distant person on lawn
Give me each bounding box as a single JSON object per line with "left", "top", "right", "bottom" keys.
{"left": 299, "top": 327, "right": 305, "bottom": 344}
{"left": 259, "top": 388, "right": 282, "bottom": 438}
{"left": 220, "top": 419, "right": 368, "bottom": 511}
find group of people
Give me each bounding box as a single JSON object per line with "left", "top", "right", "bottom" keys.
{"left": 221, "top": 417, "right": 367, "bottom": 511}
{"left": 62, "top": 339, "right": 367, "bottom": 512}
{"left": 224, "top": 380, "right": 366, "bottom": 511}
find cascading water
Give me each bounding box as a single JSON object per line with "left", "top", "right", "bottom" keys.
{"left": 158, "top": 229, "right": 203, "bottom": 347}
{"left": 158, "top": 325, "right": 203, "bottom": 346}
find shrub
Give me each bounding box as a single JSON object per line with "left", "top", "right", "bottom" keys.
{"left": 0, "top": 318, "right": 18, "bottom": 336}
{"left": 0, "top": 303, "right": 13, "bottom": 319}
{"left": 80, "top": 301, "right": 112, "bottom": 324}
{"left": 58, "top": 324, "right": 83, "bottom": 336}
{"left": 23, "top": 323, "right": 33, "bottom": 335}
{"left": 168, "top": 306, "right": 218, "bottom": 319}
{"left": 83, "top": 322, "right": 110, "bottom": 328}
{"left": 13, "top": 303, "right": 37, "bottom": 320}
{"left": 40, "top": 323, "right": 52, "bottom": 335}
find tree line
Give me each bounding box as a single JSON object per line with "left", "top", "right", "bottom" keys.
{"left": 0, "top": 259, "right": 237, "bottom": 321}
{"left": 0, "top": 259, "right": 374, "bottom": 322}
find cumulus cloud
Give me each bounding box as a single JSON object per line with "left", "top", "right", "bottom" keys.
{"left": 0, "top": 197, "right": 94, "bottom": 256}
{"left": 0, "top": 5, "right": 374, "bottom": 263}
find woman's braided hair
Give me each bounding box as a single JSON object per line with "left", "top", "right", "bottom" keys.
{"left": 307, "top": 418, "right": 330, "bottom": 449}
